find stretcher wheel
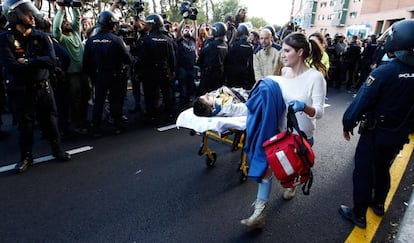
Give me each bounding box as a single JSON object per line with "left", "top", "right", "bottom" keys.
{"left": 206, "top": 153, "right": 217, "bottom": 167}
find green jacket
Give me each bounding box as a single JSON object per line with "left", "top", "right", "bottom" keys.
{"left": 53, "top": 8, "right": 84, "bottom": 73}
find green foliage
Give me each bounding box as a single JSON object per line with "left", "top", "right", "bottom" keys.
{"left": 211, "top": 0, "right": 239, "bottom": 22}
{"left": 248, "top": 16, "right": 268, "bottom": 30}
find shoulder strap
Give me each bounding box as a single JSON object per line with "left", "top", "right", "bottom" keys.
{"left": 287, "top": 105, "right": 307, "bottom": 138}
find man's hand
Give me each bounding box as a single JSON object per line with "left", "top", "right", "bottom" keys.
{"left": 343, "top": 130, "right": 353, "bottom": 141}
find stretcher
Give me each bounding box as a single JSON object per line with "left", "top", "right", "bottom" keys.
{"left": 176, "top": 108, "right": 249, "bottom": 182}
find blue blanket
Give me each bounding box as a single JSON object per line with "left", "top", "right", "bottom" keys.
{"left": 244, "top": 78, "right": 285, "bottom": 182}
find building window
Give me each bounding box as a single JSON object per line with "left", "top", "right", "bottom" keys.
{"left": 330, "top": 0, "right": 335, "bottom": 7}
{"left": 354, "top": 0, "right": 361, "bottom": 2}
{"left": 320, "top": 1, "right": 328, "bottom": 7}
{"left": 350, "top": 12, "right": 357, "bottom": 18}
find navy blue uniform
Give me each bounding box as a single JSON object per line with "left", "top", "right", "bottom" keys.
{"left": 139, "top": 31, "right": 176, "bottom": 120}
{"left": 0, "top": 27, "right": 61, "bottom": 155}
{"left": 343, "top": 59, "right": 414, "bottom": 216}
{"left": 225, "top": 39, "right": 254, "bottom": 89}
{"left": 83, "top": 31, "right": 132, "bottom": 129}
{"left": 197, "top": 38, "right": 228, "bottom": 95}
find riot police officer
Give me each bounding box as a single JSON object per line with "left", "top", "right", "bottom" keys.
{"left": 225, "top": 24, "right": 254, "bottom": 89}
{"left": 197, "top": 22, "right": 228, "bottom": 96}
{"left": 139, "top": 14, "right": 176, "bottom": 123}
{"left": 83, "top": 10, "right": 132, "bottom": 136}
{"left": 0, "top": 6, "right": 7, "bottom": 135}
{"left": 0, "top": 0, "right": 71, "bottom": 173}
{"left": 339, "top": 19, "right": 414, "bottom": 228}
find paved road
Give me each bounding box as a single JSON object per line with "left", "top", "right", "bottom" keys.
{"left": 0, "top": 88, "right": 412, "bottom": 242}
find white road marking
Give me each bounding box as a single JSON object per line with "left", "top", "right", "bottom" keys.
{"left": 0, "top": 146, "right": 93, "bottom": 173}
{"left": 157, "top": 124, "right": 177, "bottom": 132}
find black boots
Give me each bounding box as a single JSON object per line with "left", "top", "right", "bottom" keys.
{"left": 15, "top": 152, "right": 33, "bottom": 173}
{"left": 51, "top": 140, "right": 71, "bottom": 161}
{"left": 338, "top": 205, "right": 367, "bottom": 228}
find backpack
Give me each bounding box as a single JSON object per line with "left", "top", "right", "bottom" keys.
{"left": 262, "top": 105, "right": 315, "bottom": 195}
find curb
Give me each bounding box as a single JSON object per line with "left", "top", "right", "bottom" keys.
{"left": 395, "top": 189, "right": 414, "bottom": 242}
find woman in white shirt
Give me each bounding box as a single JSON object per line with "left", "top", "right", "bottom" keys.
{"left": 241, "top": 32, "right": 326, "bottom": 228}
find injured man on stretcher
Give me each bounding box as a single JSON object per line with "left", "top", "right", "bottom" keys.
{"left": 193, "top": 86, "right": 249, "bottom": 117}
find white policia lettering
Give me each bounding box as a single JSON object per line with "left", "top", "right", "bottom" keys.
{"left": 398, "top": 73, "right": 414, "bottom": 78}
{"left": 92, "top": 39, "right": 112, "bottom": 43}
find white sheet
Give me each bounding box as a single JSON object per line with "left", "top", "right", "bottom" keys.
{"left": 176, "top": 108, "right": 247, "bottom": 133}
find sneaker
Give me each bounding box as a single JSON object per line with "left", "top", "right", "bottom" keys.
{"left": 282, "top": 186, "right": 297, "bottom": 200}
{"left": 338, "top": 204, "right": 366, "bottom": 228}
{"left": 15, "top": 153, "right": 33, "bottom": 173}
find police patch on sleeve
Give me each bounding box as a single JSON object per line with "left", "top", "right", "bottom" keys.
{"left": 366, "top": 75, "right": 375, "bottom": 86}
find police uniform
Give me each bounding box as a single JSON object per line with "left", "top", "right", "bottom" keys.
{"left": 197, "top": 37, "right": 228, "bottom": 95}
{"left": 225, "top": 38, "right": 254, "bottom": 89}
{"left": 341, "top": 58, "right": 414, "bottom": 224}
{"left": 83, "top": 27, "right": 132, "bottom": 131}
{"left": 139, "top": 28, "right": 176, "bottom": 120}
{"left": 0, "top": 27, "right": 70, "bottom": 166}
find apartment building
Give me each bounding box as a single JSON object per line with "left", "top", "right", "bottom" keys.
{"left": 291, "top": 0, "right": 414, "bottom": 38}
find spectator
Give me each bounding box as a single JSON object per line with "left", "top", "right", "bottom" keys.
{"left": 175, "top": 18, "right": 198, "bottom": 109}
{"left": 253, "top": 28, "right": 282, "bottom": 81}
{"left": 53, "top": 1, "right": 90, "bottom": 135}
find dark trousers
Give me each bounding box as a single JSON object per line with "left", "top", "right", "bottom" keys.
{"left": 92, "top": 74, "right": 122, "bottom": 127}
{"left": 352, "top": 132, "right": 401, "bottom": 216}
{"left": 197, "top": 69, "right": 224, "bottom": 96}
{"left": 176, "top": 67, "right": 196, "bottom": 104}
{"left": 142, "top": 73, "right": 174, "bottom": 119}
{"left": 66, "top": 72, "right": 90, "bottom": 129}
{"left": 12, "top": 82, "right": 60, "bottom": 155}
{"left": 0, "top": 79, "right": 5, "bottom": 126}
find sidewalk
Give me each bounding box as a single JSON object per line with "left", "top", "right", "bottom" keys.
{"left": 395, "top": 186, "right": 414, "bottom": 242}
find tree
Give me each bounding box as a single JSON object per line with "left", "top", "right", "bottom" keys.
{"left": 248, "top": 16, "right": 268, "bottom": 30}
{"left": 211, "top": 0, "right": 239, "bottom": 22}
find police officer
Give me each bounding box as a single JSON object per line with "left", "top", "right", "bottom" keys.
{"left": 0, "top": 0, "right": 71, "bottom": 173}
{"left": 83, "top": 10, "right": 132, "bottom": 136}
{"left": 139, "top": 14, "right": 176, "bottom": 123}
{"left": 197, "top": 22, "right": 228, "bottom": 96}
{"left": 339, "top": 19, "right": 414, "bottom": 229}
{"left": 0, "top": 6, "right": 7, "bottom": 135}
{"left": 225, "top": 24, "right": 254, "bottom": 89}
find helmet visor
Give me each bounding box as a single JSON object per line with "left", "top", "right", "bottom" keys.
{"left": 12, "top": 0, "right": 43, "bottom": 21}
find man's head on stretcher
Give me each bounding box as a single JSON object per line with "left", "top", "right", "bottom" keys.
{"left": 193, "top": 86, "right": 249, "bottom": 117}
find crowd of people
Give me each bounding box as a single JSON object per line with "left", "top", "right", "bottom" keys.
{"left": 0, "top": 0, "right": 393, "bottom": 138}
{"left": 1, "top": 0, "right": 414, "bottom": 233}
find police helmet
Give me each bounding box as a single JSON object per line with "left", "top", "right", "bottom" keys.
{"left": 212, "top": 22, "right": 227, "bottom": 39}
{"left": 145, "top": 13, "right": 165, "bottom": 33}
{"left": 2, "top": 0, "right": 42, "bottom": 25}
{"left": 236, "top": 24, "right": 249, "bottom": 40}
{"left": 96, "top": 10, "right": 118, "bottom": 31}
{"left": 383, "top": 19, "right": 414, "bottom": 66}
